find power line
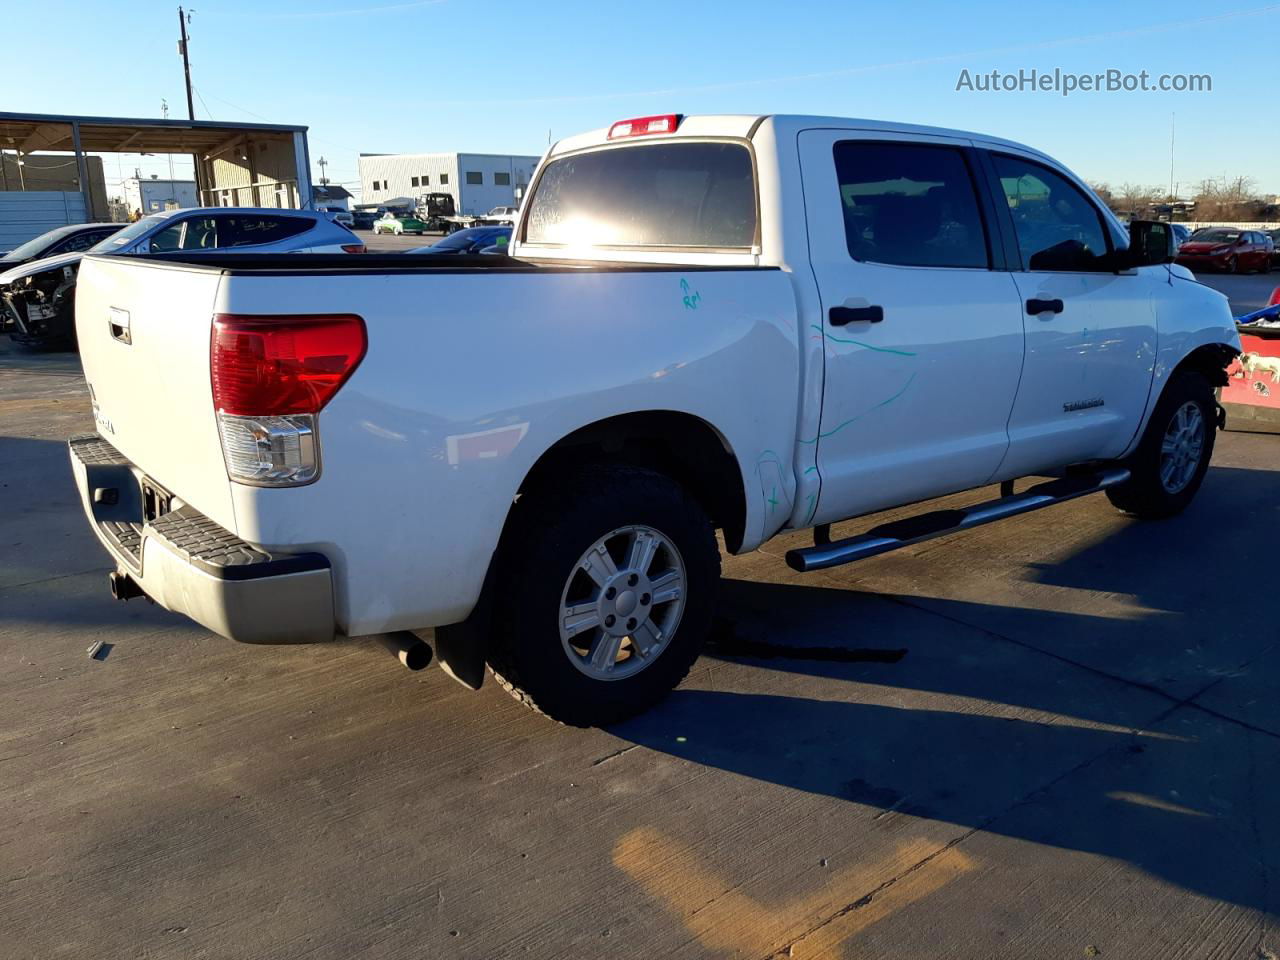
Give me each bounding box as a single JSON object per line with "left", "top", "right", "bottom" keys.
{"left": 192, "top": 85, "right": 215, "bottom": 121}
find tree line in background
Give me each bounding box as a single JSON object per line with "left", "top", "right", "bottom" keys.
{"left": 1088, "top": 177, "right": 1278, "bottom": 222}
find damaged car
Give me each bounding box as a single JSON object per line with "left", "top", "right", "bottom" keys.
{"left": 1, "top": 207, "right": 364, "bottom": 348}
{"left": 1, "top": 254, "right": 84, "bottom": 348}
{"left": 0, "top": 223, "right": 124, "bottom": 268}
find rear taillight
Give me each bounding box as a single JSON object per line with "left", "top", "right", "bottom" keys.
{"left": 341, "top": 243, "right": 366, "bottom": 253}
{"left": 210, "top": 314, "right": 366, "bottom": 486}
{"left": 608, "top": 114, "right": 681, "bottom": 139}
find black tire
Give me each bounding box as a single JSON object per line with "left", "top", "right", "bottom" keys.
{"left": 1106, "top": 370, "right": 1216, "bottom": 519}
{"left": 487, "top": 464, "right": 721, "bottom": 726}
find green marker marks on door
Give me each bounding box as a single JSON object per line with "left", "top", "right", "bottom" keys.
{"left": 680, "top": 278, "right": 701, "bottom": 310}
{"left": 768, "top": 487, "right": 779, "bottom": 512}
{"left": 810, "top": 324, "right": 916, "bottom": 357}
{"left": 798, "top": 372, "right": 918, "bottom": 444}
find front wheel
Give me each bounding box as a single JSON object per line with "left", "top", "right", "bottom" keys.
{"left": 1106, "top": 370, "right": 1216, "bottom": 519}
{"left": 488, "top": 464, "right": 721, "bottom": 726}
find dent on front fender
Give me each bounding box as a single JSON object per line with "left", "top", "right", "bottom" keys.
{"left": 1124, "top": 272, "right": 1240, "bottom": 453}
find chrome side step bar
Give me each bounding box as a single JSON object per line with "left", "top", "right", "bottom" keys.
{"left": 785, "top": 467, "right": 1130, "bottom": 573}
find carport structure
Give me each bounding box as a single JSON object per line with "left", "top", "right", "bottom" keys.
{"left": 0, "top": 111, "right": 313, "bottom": 247}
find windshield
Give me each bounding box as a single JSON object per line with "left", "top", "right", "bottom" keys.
{"left": 88, "top": 215, "right": 168, "bottom": 253}
{"left": 1193, "top": 229, "right": 1240, "bottom": 243}
{"left": 523, "top": 141, "right": 756, "bottom": 249}
{"left": 2, "top": 226, "right": 78, "bottom": 262}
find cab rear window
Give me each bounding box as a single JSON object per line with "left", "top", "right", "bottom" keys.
{"left": 523, "top": 142, "right": 756, "bottom": 250}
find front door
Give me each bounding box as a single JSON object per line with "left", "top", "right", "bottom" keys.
{"left": 797, "top": 131, "right": 1026, "bottom": 524}
{"left": 983, "top": 151, "right": 1157, "bottom": 478}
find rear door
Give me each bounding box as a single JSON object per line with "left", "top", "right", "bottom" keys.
{"left": 797, "top": 130, "right": 1026, "bottom": 523}
{"left": 982, "top": 151, "right": 1157, "bottom": 477}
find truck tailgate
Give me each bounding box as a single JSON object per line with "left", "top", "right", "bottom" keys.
{"left": 75, "top": 256, "right": 236, "bottom": 532}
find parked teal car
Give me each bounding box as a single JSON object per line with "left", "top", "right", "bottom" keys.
{"left": 373, "top": 212, "right": 427, "bottom": 236}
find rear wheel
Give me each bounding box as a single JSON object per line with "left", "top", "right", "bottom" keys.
{"left": 488, "top": 464, "right": 720, "bottom": 726}
{"left": 1106, "top": 370, "right": 1216, "bottom": 519}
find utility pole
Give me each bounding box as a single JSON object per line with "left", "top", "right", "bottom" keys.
{"left": 318, "top": 156, "right": 329, "bottom": 185}
{"left": 1168, "top": 112, "right": 1175, "bottom": 201}
{"left": 177, "top": 7, "right": 196, "bottom": 122}
{"left": 177, "top": 7, "right": 202, "bottom": 200}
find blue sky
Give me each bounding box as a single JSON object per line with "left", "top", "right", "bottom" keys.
{"left": 10, "top": 0, "right": 1279, "bottom": 201}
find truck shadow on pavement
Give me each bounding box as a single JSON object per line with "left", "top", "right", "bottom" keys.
{"left": 615, "top": 463, "right": 1280, "bottom": 915}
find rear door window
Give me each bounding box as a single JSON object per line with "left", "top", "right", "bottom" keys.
{"left": 524, "top": 141, "right": 756, "bottom": 249}
{"left": 992, "top": 154, "right": 1111, "bottom": 271}
{"left": 213, "top": 215, "right": 313, "bottom": 248}
{"left": 833, "top": 141, "right": 989, "bottom": 268}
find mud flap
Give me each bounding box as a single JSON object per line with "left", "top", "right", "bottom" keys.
{"left": 432, "top": 619, "right": 487, "bottom": 690}
{"left": 430, "top": 555, "right": 501, "bottom": 691}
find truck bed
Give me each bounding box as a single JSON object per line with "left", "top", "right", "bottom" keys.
{"left": 139, "top": 251, "right": 776, "bottom": 275}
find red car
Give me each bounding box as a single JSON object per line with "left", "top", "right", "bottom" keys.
{"left": 1175, "top": 228, "right": 1273, "bottom": 273}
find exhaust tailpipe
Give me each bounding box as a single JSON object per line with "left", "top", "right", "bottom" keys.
{"left": 377, "top": 631, "right": 433, "bottom": 671}
{"left": 108, "top": 571, "right": 145, "bottom": 602}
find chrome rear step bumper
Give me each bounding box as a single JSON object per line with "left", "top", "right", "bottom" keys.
{"left": 786, "top": 468, "right": 1130, "bottom": 573}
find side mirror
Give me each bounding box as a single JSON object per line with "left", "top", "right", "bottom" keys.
{"left": 1123, "top": 220, "right": 1174, "bottom": 268}
{"left": 132, "top": 238, "right": 151, "bottom": 254}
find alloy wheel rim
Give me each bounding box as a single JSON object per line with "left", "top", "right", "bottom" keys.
{"left": 558, "top": 525, "right": 686, "bottom": 681}
{"left": 1159, "top": 401, "right": 1205, "bottom": 494}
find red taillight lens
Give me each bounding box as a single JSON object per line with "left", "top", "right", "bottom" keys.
{"left": 341, "top": 243, "right": 366, "bottom": 253}
{"left": 211, "top": 314, "right": 367, "bottom": 416}
{"left": 608, "top": 114, "right": 682, "bottom": 139}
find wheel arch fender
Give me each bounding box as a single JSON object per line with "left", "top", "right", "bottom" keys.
{"left": 433, "top": 409, "right": 751, "bottom": 691}
{"left": 1123, "top": 341, "right": 1238, "bottom": 458}
{"left": 515, "top": 409, "right": 749, "bottom": 553}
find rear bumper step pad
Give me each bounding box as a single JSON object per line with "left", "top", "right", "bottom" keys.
{"left": 68, "top": 434, "right": 335, "bottom": 644}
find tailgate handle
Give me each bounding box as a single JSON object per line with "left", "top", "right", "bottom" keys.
{"left": 108, "top": 308, "right": 131, "bottom": 345}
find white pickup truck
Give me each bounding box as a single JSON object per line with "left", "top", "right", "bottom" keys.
{"left": 70, "top": 113, "right": 1239, "bottom": 726}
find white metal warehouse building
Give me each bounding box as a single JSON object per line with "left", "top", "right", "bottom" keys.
{"left": 358, "top": 152, "right": 541, "bottom": 216}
